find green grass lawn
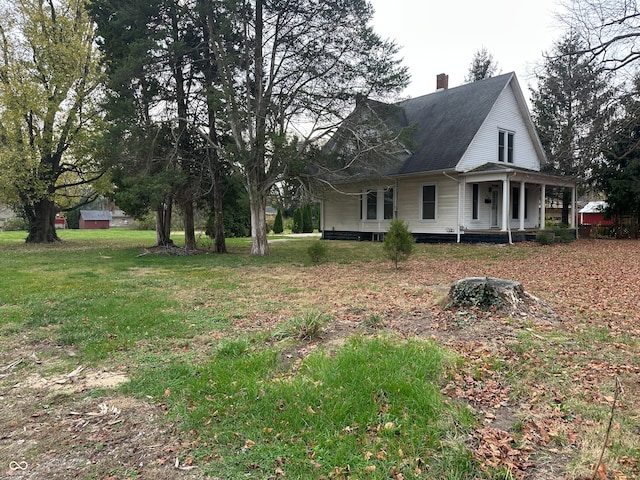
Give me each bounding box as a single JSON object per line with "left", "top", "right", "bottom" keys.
{"left": 0, "top": 229, "right": 489, "bottom": 479}
{"left": 1, "top": 229, "right": 638, "bottom": 480}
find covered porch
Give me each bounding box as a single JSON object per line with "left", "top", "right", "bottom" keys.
{"left": 459, "top": 165, "right": 576, "bottom": 238}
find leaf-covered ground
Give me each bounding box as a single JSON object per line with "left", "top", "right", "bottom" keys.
{"left": 1, "top": 238, "right": 639, "bottom": 479}
{"left": 219, "top": 239, "right": 640, "bottom": 479}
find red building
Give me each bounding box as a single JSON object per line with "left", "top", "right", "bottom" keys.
{"left": 577, "top": 201, "right": 613, "bottom": 226}
{"left": 79, "top": 210, "right": 112, "bottom": 229}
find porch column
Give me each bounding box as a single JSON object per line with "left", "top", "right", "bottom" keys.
{"left": 571, "top": 186, "right": 576, "bottom": 228}
{"left": 540, "top": 184, "right": 546, "bottom": 230}
{"left": 458, "top": 178, "right": 465, "bottom": 242}
{"left": 501, "top": 178, "right": 509, "bottom": 231}
{"left": 519, "top": 181, "right": 526, "bottom": 231}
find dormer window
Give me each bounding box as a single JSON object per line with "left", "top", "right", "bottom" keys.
{"left": 498, "top": 130, "right": 514, "bottom": 163}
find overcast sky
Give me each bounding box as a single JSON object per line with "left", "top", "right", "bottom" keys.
{"left": 368, "top": 0, "right": 566, "bottom": 100}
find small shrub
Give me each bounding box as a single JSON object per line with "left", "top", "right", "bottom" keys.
{"left": 134, "top": 213, "right": 156, "bottom": 230}
{"left": 382, "top": 218, "right": 415, "bottom": 268}
{"left": 307, "top": 240, "right": 328, "bottom": 264}
{"left": 552, "top": 225, "right": 576, "bottom": 243}
{"left": 536, "top": 227, "right": 575, "bottom": 245}
{"left": 535, "top": 231, "right": 553, "bottom": 245}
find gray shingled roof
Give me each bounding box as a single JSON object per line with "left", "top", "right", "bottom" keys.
{"left": 80, "top": 210, "right": 112, "bottom": 221}
{"left": 395, "top": 73, "right": 513, "bottom": 174}
{"left": 321, "top": 72, "right": 517, "bottom": 180}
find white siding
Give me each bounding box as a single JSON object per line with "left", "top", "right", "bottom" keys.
{"left": 323, "top": 175, "right": 462, "bottom": 234}
{"left": 461, "top": 181, "right": 541, "bottom": 230}
{"left": 457, "top": 83, "right": 541, "bottom": 172}
{"left": 462, "top": 182, "right": 493, "bottom": 230}
{"left": 396, "top": 175, "right": 459, "bottom": 233}
{"left": 322, "top": 182, "right": 394, "bottom": 233}
{"left": 322, "top": 187, "right": 361, "bottom": 232}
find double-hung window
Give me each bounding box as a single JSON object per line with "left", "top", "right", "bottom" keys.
{"left": 362, "top": 187, "right": 394, "bottom": 220}
{"left": 498, "top": 130, "right": 514, "bottom": 163}
{"left": 366, "top": 190, "right": 377, "bottom": 220}
{"left": 421, "top": 185, "right": 436, "bottom": 220}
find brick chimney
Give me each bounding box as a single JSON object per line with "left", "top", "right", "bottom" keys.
{"left": 436, "top": 73, "right": 449, "bottom": 90}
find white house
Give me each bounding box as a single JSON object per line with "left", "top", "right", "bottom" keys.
{"left": 319, "top": 73, "right": 576, "bottom": 243}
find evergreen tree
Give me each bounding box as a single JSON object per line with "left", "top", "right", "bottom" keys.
{"left": 302, "top": 204, "right": 313, "bottom": 233}
{"left": 292, "top": 208, "right": 303, "bottom": 234}
{"left": 382, "top": 219, "right": 415, "bottom": 269}
{"left": 594, "top": 77, "right": 640, "bottom": 231}
{"left": 531, "top": 33, "right": 617, "bottom": 224}
{"left": 465, "top": 47, "right": 499, "bottom": 83}
{"left": 89, "top": 0, "right": 208, "bottom": 248}
{"left": 273, "top": 209, "right": 284, "bottom": 234}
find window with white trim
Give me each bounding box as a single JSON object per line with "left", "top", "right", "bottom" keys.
{"left": 366, "top": 190, "right": 377, "bottom": 220}
{"left": 421, "top": 185, "right": 436, "bottom": 220}
{"left": 498, "top": 130, "right": 514, "bottom": 163}
{"left": 361, "top": 187, "right": 395, "bottom": 221}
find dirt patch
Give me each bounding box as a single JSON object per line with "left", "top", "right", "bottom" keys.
{"left": 0, "top": 346, "right": 207, "bottom": 480}
{"left": 19, "top": 367, "right": 129, "bottom": 394}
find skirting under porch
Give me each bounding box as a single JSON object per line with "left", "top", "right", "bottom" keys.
{"left": 321, "top": 229, "right": 576, "bottom": 244}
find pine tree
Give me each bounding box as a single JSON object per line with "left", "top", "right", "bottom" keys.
{"left": 292, "top": 208, "right": 303, "bottom": 234}
{"left": 382, "top": 219, "right": 415, "bottom": 269}
{"left": 302, "top": 204, "right": 313, "bottom": 233}
{"left": 531, "top": 33, "right": 617, "bottom": 224}
{"left": 594, "top": 78, "right": 640, "bottom": 232}
{"left": 465, "top": 47, "right": 499, "bottom": 83}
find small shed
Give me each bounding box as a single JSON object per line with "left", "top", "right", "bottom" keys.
{"left": 79, "top": 210, "right": 112, "bottom": 229}
{"left": 578, "top": 201, "right": 613, "bottom": 226}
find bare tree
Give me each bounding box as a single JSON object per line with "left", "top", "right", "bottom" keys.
{"left": 561, "top": 0, "right": 640, "bottom": 72}
{"left": 204, "top": 0, "right": 409, "bottom": 256}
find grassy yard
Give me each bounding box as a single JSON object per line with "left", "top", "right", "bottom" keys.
{"left": 0, "top": 229, "right": 638, "bottom": 479}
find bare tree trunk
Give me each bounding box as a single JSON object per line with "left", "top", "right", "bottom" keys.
{"left": 201, "top": 0, "right": 227, "bottom": 254}
{"left": 25, "top": 198, "right": 60, "bottom": 243}
{"left": 182, "top": 200, "right": 196, "bottom": 250}
{"left": 249, "top": 186, "right": 269, "bottom": 256}
{"left": 248, "top": 0, "right": 269, "bottom": 257}
{"left": 212, "top": 164, "right": 227, "bottom": 253}
{"left": 155, "top": 199, "right": 174, "bottom": 247}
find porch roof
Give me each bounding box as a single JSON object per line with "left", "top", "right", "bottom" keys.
{"left": 461, "top": 163, "right": 576, "bottom": 188}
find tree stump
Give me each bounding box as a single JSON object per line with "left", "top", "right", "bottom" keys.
{"left": 448, "top": 277, "right": 534, "bottom": 311}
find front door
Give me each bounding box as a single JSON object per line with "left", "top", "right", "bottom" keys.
{"left": 491, "top": 190, "right": 499, "bottom": 227}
